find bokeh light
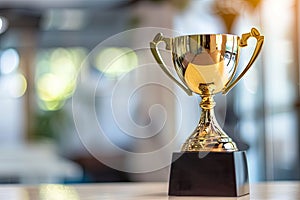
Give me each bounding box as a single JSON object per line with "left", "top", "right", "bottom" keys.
{"left": 8, "top": 73, "right": 27, "bottom": 98}
{"left": 94, "top": 47, "right": 138, "bottom": 78}
{"left": 0, "top": 48, "right": 20, "bottom": 75}
{"left": 35, "top": 47, "right": 87, "bottom": 111}
{"left": 37, "top": 73, "right": 67, "bottom": 101}
{"left": 0, "top": 73, "right": 27, "bottom": 98}
{"left": 39, "top": 184, "right": 79, "bottom": 200}
{"left": 0, "top": 16, "right": 8, "bottom": 34}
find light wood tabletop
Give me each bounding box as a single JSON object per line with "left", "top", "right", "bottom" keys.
{"left": 0, "top": 181, "right": 299, "bottom": 200}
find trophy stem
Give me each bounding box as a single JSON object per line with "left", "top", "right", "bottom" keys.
{"left": 181, "top": 94, "right": 238, "bottom": 152}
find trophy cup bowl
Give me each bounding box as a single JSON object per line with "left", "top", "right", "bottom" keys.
{"left": 150, "top": 28, "right": 264, "bottom": 196}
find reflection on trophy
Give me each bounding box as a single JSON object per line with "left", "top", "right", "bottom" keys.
{"left": 150, "top": 28, "right": 264, "bottom": 196}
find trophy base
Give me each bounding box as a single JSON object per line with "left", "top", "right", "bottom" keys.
{"left": 168, "top": 151, "right": 249, "bottom": 197}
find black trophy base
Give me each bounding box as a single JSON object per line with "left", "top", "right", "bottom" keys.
{"left": 168, "top": 151, "right": 249, "bottom": 197}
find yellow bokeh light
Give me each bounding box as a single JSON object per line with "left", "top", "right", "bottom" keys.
{"left": 35, "top": 47, "right": 87, "bottom": 111}
{"left": 39, "top": 184, "right": 79, "bottom": 200}
{"left": 38, "top": 100, "right": 65, "bottom": 111}
{"left": 51, "top": 57, "right": 77, "bottom": 81}
{"left": 37, "top": 73, "right": 67, "bottom": 101}
{"left": 94, "top": 47, "right": 138, "bottom": 78}
{"left": 50, "top": 48, "right": 71, "bottom": 63}
{"left": 69, "top": 48, "right": 87, "bottom": 66}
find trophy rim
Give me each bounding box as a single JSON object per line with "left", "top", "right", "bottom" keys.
{"left": 174, "top": 33, "right": 239, "bottom": 39}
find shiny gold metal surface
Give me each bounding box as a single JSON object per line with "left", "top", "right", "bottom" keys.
{"left": 150, "top": 28, "right": 264, "bottom": 152}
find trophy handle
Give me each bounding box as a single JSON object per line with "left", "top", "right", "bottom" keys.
{"left": 223, "top": 27, "right": 264, "bottom": 94}
{"left": 150, "top": 33, "right": 193, "bottom": 96}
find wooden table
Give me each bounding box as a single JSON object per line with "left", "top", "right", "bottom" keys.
{"left": 0, "top": 182, "right": 299, "bottom": 199}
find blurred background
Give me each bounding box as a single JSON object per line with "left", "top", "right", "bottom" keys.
{"left": 0, "top": 0, "right": 299, "bottom": 184}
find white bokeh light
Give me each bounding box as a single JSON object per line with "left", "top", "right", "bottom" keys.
{"left": 0, "top": 16, "right": 8, "bottom": 34}
{"left": 0, "top": 48, "right": 20, "bottom": 75}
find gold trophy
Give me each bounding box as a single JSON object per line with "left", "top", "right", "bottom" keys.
{"left": 150, "top": 28, "right": 264, "bottom": 196}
